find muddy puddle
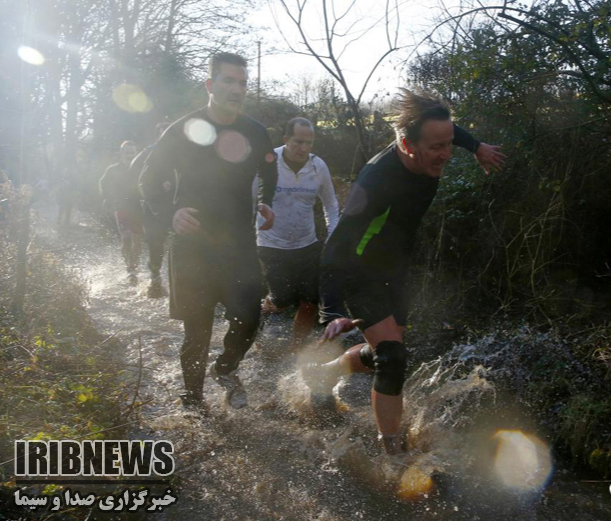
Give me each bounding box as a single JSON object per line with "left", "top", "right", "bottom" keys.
{"left": 33, "top": 209, "right": 611, "bottom": 520}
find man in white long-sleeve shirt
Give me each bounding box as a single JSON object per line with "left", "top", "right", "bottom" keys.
{"left": 255, "top": 117, "right": 340, "bottom": 350}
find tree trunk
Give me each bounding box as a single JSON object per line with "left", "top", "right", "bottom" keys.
{"left": 11, "top": 199, "right": 30, "bottom": 318}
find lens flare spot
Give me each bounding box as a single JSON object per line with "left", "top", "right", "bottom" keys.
{"left": 17, "top": 46, "right": 45, "bottom": 66}
{"left": 184, "top": 118, "right": 217, "bottom": 147}
{"left": 493, "top": 429, "right": 552, "bottom": 491}
{"left": 215, "top": 131, "right": 252, "bottom": 163}
{"left": 112, "top": 84, "right": 153, "bottom": 113}
{"left": 128, "top": 91, "right": 152, "bottom": 113}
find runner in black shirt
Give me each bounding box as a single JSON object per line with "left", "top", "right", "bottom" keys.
{"left": 140, "top": 53, "right": 277, "bottom": 411}
{"left": 304, "top": 90, "right": 506, "bottom": 454}
{"left": 130, "top": 123, "right": 171, "bottom": 298}
{"left": 100, "top": 141, "right": 142, "bottom": 285}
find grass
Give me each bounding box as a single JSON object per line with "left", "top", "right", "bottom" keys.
{"left": 0, "top": 186, "right": 141, "bottom": 517}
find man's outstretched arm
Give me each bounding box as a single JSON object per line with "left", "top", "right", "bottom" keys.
{"left": 255, "top": 129, "right": 278, "bottom": 230}
{"left": 453, "top": 125, "right": 506, "bottom": 175}
{"left": 473, "top": 142, "right": 506, "bottom": 174}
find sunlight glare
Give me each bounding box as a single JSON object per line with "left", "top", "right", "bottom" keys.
{"left": 112, "top": 84, "right": 153, "bottom": 113}
{"left": 17, "top": 46, "right": 45, "bottom": 66}
{"left": 493, "top": 429, "right": 552, "bottom": 491}
{"left": 184, "top": 118, "right": 217, "bottom": 147}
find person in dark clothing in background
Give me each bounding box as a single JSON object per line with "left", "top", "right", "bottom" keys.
{"left": 130, "top": 123, "right": 172, "bottom": 298}
{"left": 304, "top": 90, "right": 506, "bottom": 455}
{"left": 99, "top": 141, "right": 141, "bottom": 285}
{"left": 140, "top": 53, "right": 277, "bottom": 411}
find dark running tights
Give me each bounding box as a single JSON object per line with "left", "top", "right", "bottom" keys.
{"left": 181, "top": 306, "right": 260, "bottom": 398}
{"left": 147, "top": 239, "right": 165, "bottom": 276}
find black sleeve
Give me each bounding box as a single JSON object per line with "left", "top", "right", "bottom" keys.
{"left": 139, "top": 131, "right": 179, "bottom": 228}
{"left": 319, "top": 266, "right": 351, "bottom": 324}
{"left": 255, "top": 127, "right": 277, "bottom": 208}
{"left": 453, "top": 125, "right": 480, "bottom": 153}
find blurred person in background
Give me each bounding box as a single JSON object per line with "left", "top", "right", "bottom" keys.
{"left": 99, "top": 140, "right": 141, "bottom": 285}
{"left": 131, "top": 123, "right": 172, "bottom": 298}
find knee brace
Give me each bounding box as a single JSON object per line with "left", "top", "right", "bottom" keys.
{"left": 358, "top": 344, "right": 375, "bottom": 369}
{"left": 372, "top": 340, "right": 407, "bottom": 396}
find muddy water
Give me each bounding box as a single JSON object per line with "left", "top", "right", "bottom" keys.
{"left": 39, "top": 212, "right": 611, "bottom": 520}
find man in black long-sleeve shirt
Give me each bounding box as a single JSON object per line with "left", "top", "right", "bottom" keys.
{"left": 99, "top": 141, "right": 141, "bottom": 284}
{"left": 140, "top": 53, "right": 277, "bottom": 410}
{"left": 130, "top": 123, "right": 171, "bottom": 298}
{"left": 305, "top": 90, "right": 505, "bottom": 454}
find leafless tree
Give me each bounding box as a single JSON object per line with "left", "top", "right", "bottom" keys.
{"left": 272, "top": 0, "right": 407, "bottom": 162}
{"left": 3, "top": 0, "right": 254, "bottom": 313}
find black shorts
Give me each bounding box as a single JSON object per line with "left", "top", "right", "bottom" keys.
{"left": 258, "top": 241, "right": 322, "bottom": 308}
{"left": 321, "top": 267, "right": 409, "bottom": 331}
{"left": 169, "top": 235, "right": 264, "bottom": 322}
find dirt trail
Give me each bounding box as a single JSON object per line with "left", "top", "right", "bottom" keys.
{"left": 38, "top": 210, "right": 611, "bottom": 521}
{"left": 40, "top": 213, "right": 417, "bottom": 520}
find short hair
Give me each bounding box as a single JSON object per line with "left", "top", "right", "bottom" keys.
{"left": 208, "top": 52, "right": 248, "bottom": 80}
{"left": 284, "top": 117, "right": 314, "bottom": 138}
{"left": 394, "top": 89, "right": 451, "bottom": 144}
{"left": 120, "top": 140, "right": 137, "bottom": 151}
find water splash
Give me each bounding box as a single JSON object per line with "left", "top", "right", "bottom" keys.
{"left": 33, "top": 210, "right": 608, "bottom": 519}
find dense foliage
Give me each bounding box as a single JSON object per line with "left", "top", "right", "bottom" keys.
{"left": 406, "top": 2, "right": 611, "bottom": 323}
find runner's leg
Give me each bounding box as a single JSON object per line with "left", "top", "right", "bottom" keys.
{"left": 181, "top": 307, "right": 215, "bottom": 400}
{"left": 362, "top": 316, "right": 405, "bottom": 438}
{"left": 147, "top": 237, "right": 164, "bottom": 278}
{"left": 291, "top": 242, "right": 322, "bottom": 349}
{"left": 315, "top": 316, "right": 405, "bottom": 441}
{"left": 115, "top": 212, "right": 133, "bottom": 272}
{"left": 130, "top": 230, "right": 143, "bottom": 274}
{"left": 216, "top": 293, "right": 261, "bottom": 374}
{"left": 215, "top": 253, "right": 264, "bottom": 375}
{"left": 293, "top": 301, "right": 317, "bottom": 348}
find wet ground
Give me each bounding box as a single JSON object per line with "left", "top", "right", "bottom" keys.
{"left": 36, "top": 209, "right": 611, "bottom": 520}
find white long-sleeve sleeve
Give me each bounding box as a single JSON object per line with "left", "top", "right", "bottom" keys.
{"left": 317, "top": 161, "right": 339, "bottom": 238}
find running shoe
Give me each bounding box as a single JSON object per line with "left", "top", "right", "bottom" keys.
{"left": 209, "top": 363, "right": 248, "bottom": 409}
{"left": 127, "top": 272, "right": 138, "bottom": 286}
{"left": 179, "top": 392, "right": 208, "bottom": 416}
{"left": 147, "top": 276, "right": 164, "bottom": 298}
{"left": 380, "top": 434, "right": 407, "bottom": 455}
